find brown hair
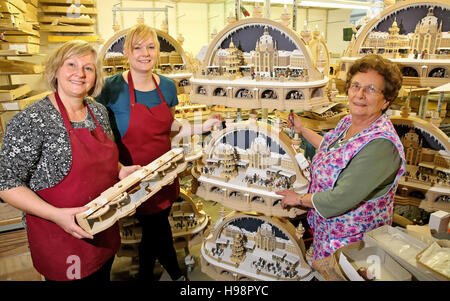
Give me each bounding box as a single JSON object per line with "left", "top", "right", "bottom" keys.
{"left": 45, "top": 40, "right": 104, "bottom": 97}
{"left": 123, "top": 24, "right": 160, "bottom": 64}
{"left": 345, "top": 54, "right": 402, "bottom": 111}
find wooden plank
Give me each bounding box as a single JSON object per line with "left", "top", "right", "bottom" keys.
{"left": 0, "top": 59, "right": 43, "bottom": 74}
{"left": 0, "top": 84, "right": 31, "bottom": 101}
{"left": 41, "top": 5, "right": 98, "bottom": 15}
{"left": 40, "top": 0, "right": 95, "bottom": 4}
{"left": 0, "top": 90, "right": 51, "bottom": 111}
{"left": 40, "top": 24, "right": 94, "bottom": 33}
{"left": 23, "top": 0, "right": 38, "bottom": 7}
{"left": 6, "top": 0, "right": 27, "bottom": 13}
{"left": 0, "top": 43, "right": 40, "bottom": 54}
{"left": 0, "top": 111, "right": 20, "bottom": 135}
{"left": 0, "top": 15, "right": 33, "bottom": 32}
{"left": 0, "top": 2, "right": 23, "bottom": 14}
{"left": 39, "top": 16, "right": 96, "bottom": 25}
{"left": 0, "top": 203, "right": 23, "bottom": 227}
{"left": 3, "top": 35, "right": 40, "bottom": 44}
{"left": 48, "top": 35, "right": 99, "bottom": 43}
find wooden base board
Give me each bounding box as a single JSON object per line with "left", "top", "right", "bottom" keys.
{"left": 40, "top": 24, "right": 94, "bottom": 33}
{"left": 0, "top": 84, "right": 31, "bottom": 101}
{"left": 48, "top": 35, "right": 99, "bottom": 43}
{"left": 0, "top": 229, "right": 43, "bottom": 281}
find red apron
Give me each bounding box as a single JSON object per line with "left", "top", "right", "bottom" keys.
{"left": 26, "top": 93, "right": 121, "bottom": 280}
{"left": 116, "top": 71, "right": 179, "bottom": 215}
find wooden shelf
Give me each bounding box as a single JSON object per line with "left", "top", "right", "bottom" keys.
{"left": 40, "top": 24, "right": 94, "bottom": 33}
{"left": 39, "top": 16, "right": 96, "bottom": 25}
{"left": 41, "top": 5, "right": 98, "bottom": 15}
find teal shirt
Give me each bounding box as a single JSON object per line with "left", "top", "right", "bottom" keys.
{"left": 95, "top": 73, "right": 178, "bottom": 140}
{"left": 312, "top": 137, "right": 402, "bottom": 219}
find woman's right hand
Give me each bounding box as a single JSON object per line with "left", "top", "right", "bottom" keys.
{"left": 51, "top": 207, "right": 94, "bottom": 240}
{"left": 288, "top": 112, "right": 305, "bottom": 135}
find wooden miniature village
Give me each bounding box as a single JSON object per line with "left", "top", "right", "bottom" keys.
{"left": 0, "top": 0, "right": 449, "bottom": 282}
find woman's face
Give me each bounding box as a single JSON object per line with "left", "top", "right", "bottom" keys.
{"left": 348, "top": 69, "right": 389, "bottom": 121}
{"left": 55, "top": 53, "right": 96, "bottom": 99}
{"left": 127, "top": 34, "right": 158, "bottom": 73}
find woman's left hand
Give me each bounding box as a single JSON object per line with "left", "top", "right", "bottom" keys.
{"left": 202, "top": 114, "right": 222, "bottom": 132}
{"left": 118, "top": 164, "right": 141, "bottom": 180}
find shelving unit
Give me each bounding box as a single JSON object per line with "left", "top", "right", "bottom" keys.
{"left": 0, "top": 0, "right": 47, "bottom": 144}
{"left": 39, "top": 0, "right": 99, "bottom": 43}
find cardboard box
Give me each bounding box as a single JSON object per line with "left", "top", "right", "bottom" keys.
{"left": 363, "top": 225, "right": 443, "bottom": 281}
{"left": 339, "top": 245, "right": 412, "bottom": 281}
{"left": 429, "top": 211, "right": 450, "bottom": 233}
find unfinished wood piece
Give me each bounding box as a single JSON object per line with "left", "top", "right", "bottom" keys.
{"left": 39, "top": 16, "right": 96, "bottom": 25}
{"left": 0, "top": 43, "right": 39, "bottom": 54}
{"left": 0, "top": 59, "right": 43, "bottom": 74}
{"left": 0, "top": 1, "right": 24, "bottom": 14}
{"left": 48, "top": 35, "right": 99, "bottom": 43}
{"left": 0, "top": 110, "right": 20, "bottom": 134}
{"left": 40, "top": 5, "right": 98, "bottom": 15}
{"left": 0, "top": 84, "right": 31, "bottom": 101}
{"left": 40, "top": 24, "right": 94, "bottom": 33}
{"left": 0, "top": 203, "right": 23, "bottom": 227}
{"left": 0, "top": 229, "right": 42, "bottom": 281}
{"left": 24, "top": 0, "right": 38, "bottom": 6}
{"left": 40, "top": 0, "right": 95, "bottom": 4}
{"left": 0, "top": 14, "right": 33, "bottom": 32}
{"left": 0, "top": 91, "right": 52, "bottom": 111}
{"left": 2, "top": 0, "right": 27, "bottom": 13}
{"left": 3, "top": 35, "right": 40, "bottom": 44}
{"left": 76, "top": 148, "right": 189, "bottom": 235}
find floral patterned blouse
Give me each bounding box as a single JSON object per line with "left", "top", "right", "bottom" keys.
{"left": 0, "top": 96, "right": 113, "bottom": 192}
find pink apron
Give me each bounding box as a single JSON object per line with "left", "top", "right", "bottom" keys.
{"left": 307, "top": 114, "right": 405, "bottom": 262}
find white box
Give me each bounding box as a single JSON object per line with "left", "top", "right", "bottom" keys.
{"left": 429, "top": 211, "right": 450, "bottom": 234}
{"left": 363, "top": 225, "right": 444, "bottom": 281}
{"left": 339, "top": 246, "right": 412, "bottom": 281}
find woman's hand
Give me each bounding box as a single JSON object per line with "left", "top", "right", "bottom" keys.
{"left": 202, "top": 114, "right": 222, "bottom": 132}
{"left": 50, "top": 207, "right": 94, "bottom": 240}
{"left": 276, "top": 190, "right": 302, "bottom": 209}
{"left": 118, "top": 164, "right": 141, "bottom": 180}
{"left": 288, "top": 112, "right": 305, "bottom": 135}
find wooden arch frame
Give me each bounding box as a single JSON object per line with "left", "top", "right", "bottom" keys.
{"left": 202, "top": 120, "right": 309, "bottom": 186}
{"left": 98, "top": 26, "right": 189, "bottom": 66}
{"left": 203, "top": 18, "right": 322, "bottom": 80}
{"left": 390, "top": 115, "right": 450, "bottom": 151}
{"left": 350, "top": 0, "right": 450, "bottom": 57}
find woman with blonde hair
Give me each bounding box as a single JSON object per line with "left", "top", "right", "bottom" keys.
{"left": 97, "top": 24, "right": 221, "bottom": 281}
{"left": 0, "top": 40, "right": 139, "bottom": 281}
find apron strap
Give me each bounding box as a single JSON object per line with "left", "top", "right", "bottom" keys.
{"left": 127, "top": 71, "right": 167, "bottom": 108}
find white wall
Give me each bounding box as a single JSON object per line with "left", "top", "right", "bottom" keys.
{"left": 6, "top": 1, "right": 353, "bottom": 90}
{"left": 95, "top": 1, "right": 352, "bottom": 58}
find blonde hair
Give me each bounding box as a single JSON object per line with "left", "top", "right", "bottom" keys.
{"left": 45, "top": 40, "right": 104, "bottom": 97}
{"left": 123, "top": 24, "right": 160, "bottom": 63}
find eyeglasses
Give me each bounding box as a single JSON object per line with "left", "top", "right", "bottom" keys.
{"left": 349, "top": 82, "right": 383, "bottom": 96}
